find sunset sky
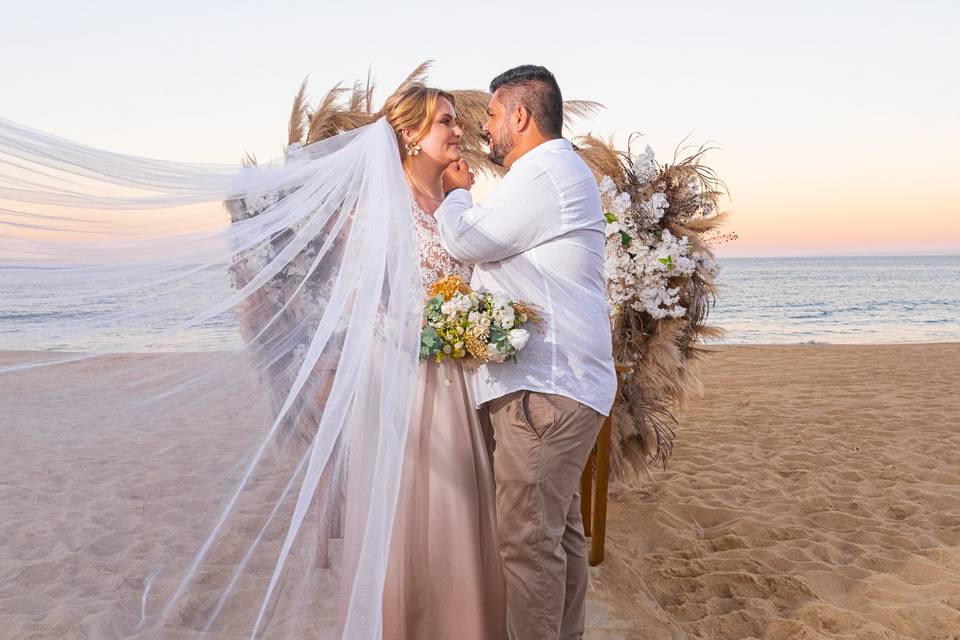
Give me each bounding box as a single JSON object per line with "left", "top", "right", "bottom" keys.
{"left": 1, "top": 0, "right": 957, "bottom": 257}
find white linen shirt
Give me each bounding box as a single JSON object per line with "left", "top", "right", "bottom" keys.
{"left": 435, "top": 138, "right": 616, "bottom": 415}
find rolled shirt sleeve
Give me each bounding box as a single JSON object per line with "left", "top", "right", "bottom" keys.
{"left": 430, "top": 138, "right": 616, "bottom": 416}
{"left": 434, "top": 160, "right": 564, "bottom": 265}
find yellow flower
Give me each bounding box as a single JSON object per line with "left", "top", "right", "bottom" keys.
{"left": 463, "top": 333, "right": 490, "bottom": 362}
{"left": 428, "top": 275, "right": 472, "bottom": 301}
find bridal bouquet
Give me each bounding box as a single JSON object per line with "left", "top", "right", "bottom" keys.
{"left": 419, "top": 276, "right": 539, "bottom": 365}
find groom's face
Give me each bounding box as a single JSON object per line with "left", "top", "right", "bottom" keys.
{"left": 483, "top": 91, "right": 515, "bottom": 167}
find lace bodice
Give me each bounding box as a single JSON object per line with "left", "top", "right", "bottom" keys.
{"left": 413, "top": 200, "right": 473, "bottom": 290}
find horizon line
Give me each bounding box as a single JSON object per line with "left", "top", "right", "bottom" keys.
{"left": 718, "top": 252, "right": 959, "bottom": 260}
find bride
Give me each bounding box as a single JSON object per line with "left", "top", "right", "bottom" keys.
{"left": 0, "top": 80, "right": 504, "bottom": 638}
{"left": 379, "top": 85, "right": 505, "bottom": 639}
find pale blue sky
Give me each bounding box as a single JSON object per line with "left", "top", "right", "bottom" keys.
{"left": 2, "top": 0, "right": 958, "bottom": 256}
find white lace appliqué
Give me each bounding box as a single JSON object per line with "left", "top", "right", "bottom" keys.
{"left": 413, "top": 201, "right": 473, "bottom": 289}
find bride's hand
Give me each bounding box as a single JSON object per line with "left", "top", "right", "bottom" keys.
{"left": 442, "top": 160, "right": 475, "bottom": 193}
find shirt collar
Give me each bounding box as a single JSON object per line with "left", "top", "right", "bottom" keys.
{"left": 512, "top": 138, "right": 572, "bottom": 167}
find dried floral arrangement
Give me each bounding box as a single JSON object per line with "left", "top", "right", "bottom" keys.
{"left": 576, "top": 134, "right": 736, "bottom": 475}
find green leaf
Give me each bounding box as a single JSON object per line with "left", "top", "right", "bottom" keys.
{"left": 619, "top": 230, "right": 632, "bottom": 247}
{"left": 658, "top": 255, "right": 674, "bottom": 271}
{"left": 424, "top": 295, "right": 444, "bottom": 317}
{"left": 420, "top": 326, "right": 440, "bottom": 351}
{"left": 603, "top": 211, "right": 618, "bottom": 223}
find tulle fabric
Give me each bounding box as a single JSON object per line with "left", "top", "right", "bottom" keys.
{"left": 0, "top": 116, "right": 425, "bottom": 638}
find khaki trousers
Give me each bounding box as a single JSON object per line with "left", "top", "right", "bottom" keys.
{"left": 482, "top": 390, "right": 604, "bottom": 640}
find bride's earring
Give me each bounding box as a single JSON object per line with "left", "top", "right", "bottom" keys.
{"left": 405, "top": 141, "right": 421, "bottom": 156}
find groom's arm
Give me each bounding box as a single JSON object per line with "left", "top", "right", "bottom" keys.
{"left": 435, "top": 161, "right": 562, "bottom": 264}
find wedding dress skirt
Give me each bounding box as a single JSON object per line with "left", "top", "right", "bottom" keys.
{"left": 382, "top": 360, "right": 506, "bottom": 640}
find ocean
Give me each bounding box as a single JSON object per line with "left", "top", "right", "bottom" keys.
{"left": 1, "top": 256, "right": 958, "bottom": 351}
{"left": 710, "top": 255, "right": 960, "bottom": 344}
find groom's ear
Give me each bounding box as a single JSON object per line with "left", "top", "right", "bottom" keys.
{"left": 514, "top": 104, "right": 533, "bottom": 133}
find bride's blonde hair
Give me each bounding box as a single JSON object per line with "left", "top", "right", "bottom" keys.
{"left": 382, "top": 83, "right": 456, "bottom": 162}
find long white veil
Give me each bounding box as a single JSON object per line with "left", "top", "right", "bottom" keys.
{"left": 1, "top": 114, "right": 422, "bottom": 638}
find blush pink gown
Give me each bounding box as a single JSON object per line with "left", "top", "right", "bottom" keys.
{"left": 380, "top": 202, "right": 506, "bottom": 640}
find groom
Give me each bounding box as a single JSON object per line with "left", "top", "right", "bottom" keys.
{"left": 437, "top": 65, "right": 616, "bottom": 640}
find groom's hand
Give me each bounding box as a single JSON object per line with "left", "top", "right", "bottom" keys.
{"left": 442, "top": 159, "right": 475, "bottom": 194}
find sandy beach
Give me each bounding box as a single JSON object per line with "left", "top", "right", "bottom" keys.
{"left": 588, "top": 343, "right": 960, "bottom": 640}
{"left": 3, "top": 343, "right": 959, "bottom": 639}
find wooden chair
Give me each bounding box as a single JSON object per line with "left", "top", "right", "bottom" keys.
{"left": 581, "top": 413, "right": 612, "bottom": 566}
{"left": 581, "top": 363, "right": 629, "bottom": 566}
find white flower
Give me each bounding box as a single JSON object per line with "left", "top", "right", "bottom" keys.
{"left": 611, "top": 192, "right": 631, "bottom": 216}
{"left": 467, "top": 325, "right": 486, "bottom": 339}
{"left": 640, "top": 192, "right": 669, "bottom": 225}
{"left": 244, "top": 189, "right": 279, "bottom": 215}
{"left": 631, "top": 145, "right": 656, "bottom": 188}
{"left": 595, "top": 149, "right": 720, "bottom": 322}
{"left": 487, "top": 343, "right": 508, "bottom": 363}
{"left": 507, "top": 328, "right": 529, "bottom": 351}
{"left": 440, "top": 294, "right": 472, "bottom": 319}
{"left": 493, "top": 303, "right": 515, "bottom": 329}
{"left": 598, "top": 175, "right": 617, "bottom": 198}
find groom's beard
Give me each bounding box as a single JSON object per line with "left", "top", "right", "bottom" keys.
{"left": 486, "top": 125, "right": 514, "bottom": 167}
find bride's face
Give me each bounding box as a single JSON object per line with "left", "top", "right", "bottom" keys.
{"left": 414, "top": 98, "right": 462, "bottom": 166}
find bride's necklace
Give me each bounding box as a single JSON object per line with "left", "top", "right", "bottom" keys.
{"left": 418, "top": 189, "right": 443, "bottom": 205}
{"left": 414, "top": 188, "right": 444, "bottom": 213}
{"left": 405, "top": 169, "right": 443, "bottom": 212}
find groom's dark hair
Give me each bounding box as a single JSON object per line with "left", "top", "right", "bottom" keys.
{"left": 489, "top": 65, "right": 564, "bottom": 138}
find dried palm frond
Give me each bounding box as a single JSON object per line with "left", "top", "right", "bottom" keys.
{"left": 664, "top": 142, "right": 730, "bottom": 206}
{"left": 450, "top": 89, "right": 489, "bottom": 126}
{"left": 288, "top": 77, "right": 310, "bottom": 146}
{"left": 680, "top": 210, "right": 730, "bottom": 233}
{"left": 392, "top": 60, "right": 433, "bottom": 95}
{"left": 348, "top": 80, "right": 364, "bottom": 113}
{"left": 363, "top": 69, "right": 376, "bottom": 113}
{"left": 563, "top": 100, "right": 604, "bottom": 127}
{"left": 305, "top": 83, "right": 350, "bottom": 144}
{"left": 572, "top": 134, "right": 627, "bottom": 185}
